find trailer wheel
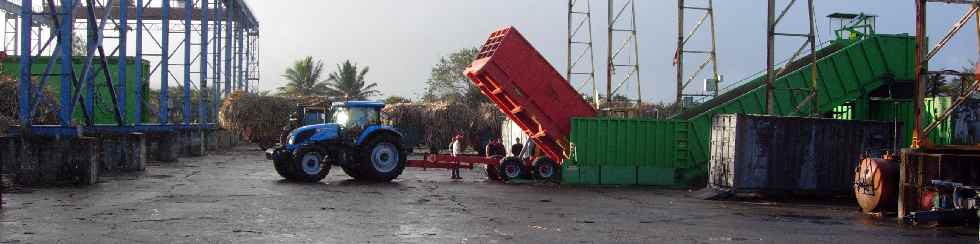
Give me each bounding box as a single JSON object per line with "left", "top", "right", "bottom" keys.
{"left": 486, "top": 155, "right": 503, "bottom": 181}
{"left": 290, "top": 148, "right": 331, "bottom": 182}
{"left": 532, "top": 157, "right": 560, "bottom": 181}
{"left": 357, "top": 134, "right": 406, "bottom": 182}
{"left": 498, "top": 157, "right": 525, "bottom": 181}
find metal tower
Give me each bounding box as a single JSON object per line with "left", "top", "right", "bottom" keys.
{"left": 766, "top": 0, "right": 818, "bottom": 115}
{"left": 675, "top": 0, "right": 720, "bottom": 107}
{"left": 567, "top": 0, "right": 599, "bottom": 108}
{"left": 8, "top": 0, "right": 259, "bottom": 135}
{"left": 606, "top": 0, "right": 641, "bottom": 107}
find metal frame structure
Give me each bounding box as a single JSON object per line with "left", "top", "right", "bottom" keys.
{"left": 766, "top": 0, "right": 818, "bottom": 116}
{"left": 7, "top": 0, "right": 258, "bottom": 137}
{"left": 912, "top": 0, "right": 980, "bottom": 149}
{"left": 606, "top": 0, "right": 641, "bottom": 107}
{"left": 675, "top": 0, "right": 720, "bottom": 107}
{"left": 567, "top": 0, "right": 599, "bottom": 108}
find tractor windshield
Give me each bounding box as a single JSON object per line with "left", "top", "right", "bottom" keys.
{"left": 331, "top": 106, "right": 379, "bottom": 129}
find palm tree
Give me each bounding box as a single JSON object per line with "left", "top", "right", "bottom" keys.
{"left": 323, "top": 60, "right": 381, "bottom": 100}
{"left": 278, "top": 56, "right": 327, "bottom": 97}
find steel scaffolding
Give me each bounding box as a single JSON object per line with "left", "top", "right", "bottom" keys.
{"left": 567, "top": 0, "right": 599, "bottom": 108}
{"left": 606, "top": 0, "right": 641, "bottom": 107}
{"left": 675, "top": 0, "right": 720, "bottom": 107}
{"left": 6, "top": 0, "right": 259, "bottom": 136}
{"left": 765, "top": 0, "right": 818, "bottom": 116}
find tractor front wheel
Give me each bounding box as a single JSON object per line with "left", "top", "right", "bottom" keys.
{"left": 290, "top": 148, "right": 331, "bottom": 182}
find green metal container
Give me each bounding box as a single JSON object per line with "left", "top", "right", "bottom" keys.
{"left": 565, "top": 34, "right": 917, "bottom": 187}
{"left": 571, "top": 118, "right": 690, "bottom": 168}
{"left": 599, "top": 166, "right": 637, "bottom": 185}
{"left": 2, "top": 56, "right": 151, "bottom": 124}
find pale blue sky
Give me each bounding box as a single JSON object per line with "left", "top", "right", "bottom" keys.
{"left": 246, "top": 0, "right": 979, "bottom": 102}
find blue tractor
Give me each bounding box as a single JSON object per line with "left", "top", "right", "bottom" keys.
{"left": 265, "top": 101, "right": 407, "bottom": 182}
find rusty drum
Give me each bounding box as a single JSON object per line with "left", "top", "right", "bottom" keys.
{"left": 854, "top": 157, "right": 898, "bottom": 213}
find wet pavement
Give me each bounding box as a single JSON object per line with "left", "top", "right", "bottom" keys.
{"left": 0, "top": 146, "right": 976, "bottom": 244}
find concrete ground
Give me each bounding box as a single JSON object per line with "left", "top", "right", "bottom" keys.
{"left": 0, "top": 146, "right": 975, "bottom": 244}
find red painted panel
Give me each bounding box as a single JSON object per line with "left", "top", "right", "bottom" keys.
{"left": 464, "top": 26, "right": 597, "bottom": 162}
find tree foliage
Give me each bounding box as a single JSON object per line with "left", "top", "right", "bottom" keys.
{"left": 384, "top": 95, "right": 411, "bottom": 104}
{"left": 930, "top": 61, "right": 978, "bottom": 98}
{"left": 324, "top": 60, "right": 381, "bottom": 100}
{"left": 278, "top": 56, "right": 327, "bottom": 97}
{"left": 423, "top": 48, "right": 486, "bottom": 108}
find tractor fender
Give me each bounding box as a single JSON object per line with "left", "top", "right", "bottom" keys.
{"left": 356, "top": 125, "right": 403, "bottom": 145}
{"left": 286, "top": 124, "right": 341, "bottom": 151}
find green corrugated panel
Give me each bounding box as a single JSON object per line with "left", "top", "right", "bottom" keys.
{"left": 600, "top": 166, "right": 637, "bottom": 185}
{"left": 561, "top": 163, "right": 582, "bottom": 185}
{"left": 862, "top": 98, "right": 953, "bottom": 147}
{"left": 637, "top": 167, "right": 674, "bottom": 186}
{"left": 571, "top": 118, "right": 688, "bottom": 168}
{"left": 2, "top": 56, "right": 151, "bottom": 124}
{"left": 579, "top": 166, "right": 600, "bottom": 185}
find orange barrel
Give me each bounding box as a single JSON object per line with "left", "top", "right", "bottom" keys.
{"left": 854, "top": 157, "right": 898, "bottom": 213}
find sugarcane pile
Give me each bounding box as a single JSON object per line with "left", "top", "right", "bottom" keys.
{"left": 383, "top": 101, "right": 504, "bottom": 153}
{"left": 218, "top": 91, "right": 329, "bottom": 147}
{"left": 0, "top": 77, "right": 60, "bottom": 135}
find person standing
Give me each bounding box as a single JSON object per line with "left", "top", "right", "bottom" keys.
{"left": 486, "top": 139, "right": 506, "bottom": 158}
{"left": 450, "top": 135, "right": 464, "bottom": 179}
{"left": 511, "top": 138, "right": 524, "bottom": 157}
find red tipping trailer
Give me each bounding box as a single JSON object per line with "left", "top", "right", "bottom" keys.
{"left": 407, "top": 26, "right": 597, "bottom": 181}
{"left": 465, "top": 26, "right": 597, "bottom": 162}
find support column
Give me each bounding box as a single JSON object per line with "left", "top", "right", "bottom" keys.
{"left": 224, "top": 4, "right": 233, "bottom": 95}
{"left": 912, "top": 0, "right": 928, "bottom": 148}
{"left": 135, "top": 0, "right": 144, "bottom": 125}
{"left": 118, "top": 0, "right": 129, "bottom": 124}
{"left": 59, "top": 0, "right": 76, "bottom": 126}
{"left": 17, "top": 0, "right": 31, "bottom": 126}
{"left": 183, "top": 0, "right": 192, "bottom": 125}
{"left": 160, "top": 0, "right": 170, "bottom": 124}
{"left": 236, "top": 20, "right": 244, "bottom": 92}
{"left": 200, "top": 0, "right": 209, "bottom": 124}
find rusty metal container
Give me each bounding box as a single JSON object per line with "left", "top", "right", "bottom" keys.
{"left": 854, "top": 157, "right": 898, "bottom": 213}
{"left": 708, "top": 114, "right": 896, "bottom": 195}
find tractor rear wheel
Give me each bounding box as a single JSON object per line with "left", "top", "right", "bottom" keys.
{"left": 356, "top": 135, "right": 406, "bottom": 182}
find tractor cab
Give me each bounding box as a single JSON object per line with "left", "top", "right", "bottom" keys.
{"left": 331, "top": 101, "right": 383, "bottom": 130}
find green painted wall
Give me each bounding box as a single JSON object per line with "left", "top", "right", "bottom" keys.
{"left": 2, "top": 56, "right": 151, "bottom": 124}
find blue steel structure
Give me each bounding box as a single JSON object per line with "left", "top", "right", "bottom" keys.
{"left": 6, "top": 0, "right": 260, "bottom": 137}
